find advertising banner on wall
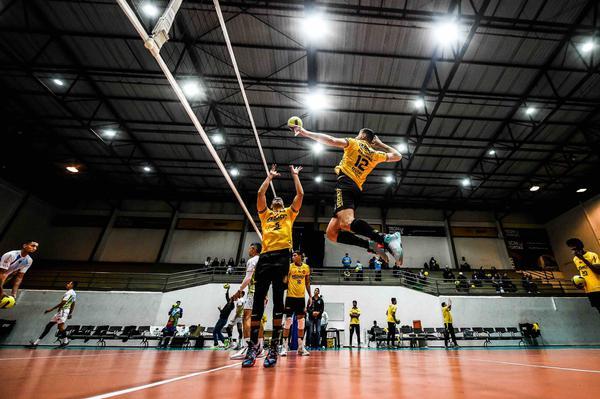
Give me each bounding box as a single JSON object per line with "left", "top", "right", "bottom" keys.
{"left": 503, "top": 228, "right": 558, "bottom": 270}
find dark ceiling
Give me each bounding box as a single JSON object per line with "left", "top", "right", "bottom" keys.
{"left": 0, "top": 0, "right": 599, "bottom": 220}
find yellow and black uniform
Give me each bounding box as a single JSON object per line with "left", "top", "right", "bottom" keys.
{"left": 442, "top": 305, "right": 458, "bottom": 347}
{"left": 573, "top": 251, "right": 600, "bottom": 309}
{"left": 386, "top": 303, "right": 398, "bottom": 347}
{"left": 349, "top": 307, "right": 361, "bottom": 346}
{"left": 334, "top": 138, "right": 388, "bottom": 215}
{"left": 250, "top": 206, "right": 300, "bottom": 340}
{"left": 284, "top": 262, "right": 310, "bottom": 316}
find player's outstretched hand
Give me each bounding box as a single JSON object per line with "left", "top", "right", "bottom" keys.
{"left": 290, "top": 165, "right": 303, "bottom": 175}
{"left": 291, "top": 126, "right": 305, "bottom": 137}
{"left": 44, "top": 309, "right": 52, "bottom": 314}
{"left": 269, "top": 164, "right": 280, "bottom": 179}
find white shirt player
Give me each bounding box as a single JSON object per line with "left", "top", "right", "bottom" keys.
{"left": 60, "top": 289, "right": 77, "bottom": 310}
{"left": 1, "top": 250, "right": 33, "bottom": 276}
{"left": 245, "top": 255, "right": 259, "bottom": 291}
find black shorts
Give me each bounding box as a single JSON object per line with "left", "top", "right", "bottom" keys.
{"left": 588, "top": 291, "right": 600, "bottom": 309}
{"left": 255, "top": 249, "right": 291, "bottom": 286}
{"left": 284, "top": 297, "right": 306, "bottom": 316}
{"left": 334, "top": 173, "right": 362, "bottom": 215}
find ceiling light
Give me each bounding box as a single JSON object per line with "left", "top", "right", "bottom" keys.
{"left": 230, "top": 168, "right": 239, "bottom": 177}
{"left": 529, "top": 185, "right": 540, "bottom": 192}
{"left": 312, "top": 142, "right": 324, "bottom": 154}
{"left": 142, "top": 2, "right": 159, "bottom": 17}
{"left": 302, "top": 13, "right": 329, "bottom": 42}
{"left": 581, "top": 40, "right": 595, "bottom": 53}
{"left": 66, "top": 166, "right": 79, "bottom": 173}
{"left": 433, "top": 20, "right": 462, "bottom": 47}
{"left": 488, "top": 149, "right": 496, "bottom": 155}
{"left": 212, "top": 133, "right": 224, "bottom": 144}
{"left": 461, "top": 178, "right": 471, "bottom": 187}
{"left": 525, "top": 107, "right": 536, "bottom": 115}
{"left": 396, "top": 143, "right": 408, "bottom": 153}
{"left": 385, "top": 175, "right": 394, "bottom": 184}
{"left": 52, "top": 78, "right": 64, "bottom": 86}
{"left": 182, "top": 81, "right": 202, "bottom": 98}
{"left": 143, "top": 166, "right": 152, "bottom": 172}
{"left": 314, "top": 175, "right": 322, "bottom": 183}
{"left": 413, "top": 98, "right": 425, "bottom": 109}
{"left": 104, "top": 129, "right": 117, "bottom": 138}
{"left": 576, "top": 188, "right": 587, "bottom": 193}
{"left": 306, "top": 91, "right": 330, "bottom": 111}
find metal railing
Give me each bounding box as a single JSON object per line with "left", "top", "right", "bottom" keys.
{"left": 20, "top": 267, "right": 584, "bottom": 297}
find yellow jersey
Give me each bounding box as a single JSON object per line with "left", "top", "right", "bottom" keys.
{"left": 442, "top": 306, "right": 453, "bottom": 324}
{"left": 335, "top": 138, "right": 388, "bottom": 190}
{"left": 386, "top": 304, "right": 398, "bottom": 323}
{"left": 287, "top": 262, "right": 310, "bottom": 298}
{"left": 350, "top": 307, "right": 361, "bottom": 325}
{"left": 258, "top": 207, "right": 298, "bottom": 253}
{"left": 573, "top": 251, "right": 600, "bottom": 293}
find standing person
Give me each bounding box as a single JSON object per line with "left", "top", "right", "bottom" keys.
{"left": 567, "top": 238, "right": 600, "bottom": 314}
{"left": 386, "top": 297, "right": 399, "bottom": 348}
{"left": 214, "top": 286, "right": 234, "bottom": 348}
{"left": 0, "top": 240, "right": 39, "bottom": 302}
{"left": 355, "top": 260, "right": 363, "bottom": 281}
{"left": 28, "top": 281, "right": 77, "bottom": 348}
{"left": 309, "top": 288, "right": 324, "bottom": 349}
{"left": 291, "top": 125, "right": 403, "bottom": 264}
{"left": 441, "top": 300, "right": 459, "bottom": 348}
{"left": 243, "top": 164, "right": 304, "bottom": 368}
{"left": 342, "top": 253, "right": 352, "bottom": 270}
{"left": 231, "top": 243, "right": 261, "bottom": 359}
{"left": 349, "top": 300, "right": 361, "bottom": 348}
{"left": 168, "top": 301, "right": 183, "bottom": 325}
{"left": 374, "top": 257, "right": 382, "bottom": 281}
{"left": 320, "top": 310, "right": 329, "bottom": 348}
{"left": 281, "top": 251, "right": 312, "bottom": 356}
{"left": 227, "top": 292, "right": 245, "bottom": 349}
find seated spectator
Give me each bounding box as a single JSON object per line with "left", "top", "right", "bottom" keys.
{"left": 459, "top": 256, "right": 471, "bottom": 271}
{"left": 239, "top": 258, "right": 246, "bottom": 268}
{"left": 227, "top": 257, "right": 235, "bottom": 268}
{"left": 418, "top": 269, "right": 429, "bottom": 284}
{"left": 369, "top": 256, "right": 376, "bottom": 270}
{"left": 502, "top": 272, "right": 517, "bottom": 292}
{"left": 205, "top": 257, "right": 212, "bottom": 267}
{"left": 492, "top": 272, "right": 503, "bottom": 293}
{"left": 470, "top": 271, "right": 483, "bottom": 287}
{"left": 423, "top": 261, "right": 429, "bottom": 271}
{"left": 429, "top": 257, "right": 440, "bottom": 271}
{"left": 456, "top": 272, "right": 469, "bottom": 292}
{"left": 374, "top": 257, "right": 382, "bottom": 281}
{"left": 211, "top": 257, "right": 220, "bottom": 267}
{"left": 219, "top": 258, "right": 226, "bottom": 268}
{"left": 355, "top": 260, "right": 364, "bottom": 281}
{"left": 443, "top": 266, "right": 455, "bottom": 282}
{"left": 380, "top": 256, "right": 389, "bottom": 269}
{"left": 226, "top": 264, "right": 234, "bottom": 274}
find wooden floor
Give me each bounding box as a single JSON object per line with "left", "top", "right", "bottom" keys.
{"left": 2, "top": 347, "right": 600, "bottom": 399}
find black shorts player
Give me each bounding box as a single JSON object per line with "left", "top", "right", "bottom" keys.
{"left": 284, "top": 296, "right": 306, "bottom": 316}
{"left": 334, "top": 172, "right": 362, "bottom": 215}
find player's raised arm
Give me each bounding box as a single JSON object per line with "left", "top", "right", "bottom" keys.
{"left": 290, "top": 165, "right": 304, "bottom": 212}
{"left": 372, "top": 136, "right": 402, "bottom": 162}
{"left": 293, "top": 127, "right": 348, "bottom": 148}
{"left": 257, "top": 165, "right": 279, "bottom": 212}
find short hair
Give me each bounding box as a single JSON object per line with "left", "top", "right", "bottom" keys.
{"left": 71, "top": 281, "right": 79, "bottom": 289}
{"left": 359, "top": 128, "right": 375, "bottom": 142}
{"left": 566, "top": 238, "right": 584, "bottom": 249}
{"left": 23, "top": 240, "right": 37, "bottom": 245}
{"left": 292, "top": 250, "right": 303, "bottom": 257}
{"left": 250, "top": 242, "right": 262, "bottom": 253}
{"left": 391, "top": 297, "right": 396, "bottom": 302}
{"left": 352, "top": 300, "right": 357, "bottom": 304}
{"left": 441, "top": 302, "right": 446, "bottom": 307}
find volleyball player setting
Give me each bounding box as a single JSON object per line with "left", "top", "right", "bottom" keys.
{"left": 1, "top": 1, "right": 600, "bottom": 399}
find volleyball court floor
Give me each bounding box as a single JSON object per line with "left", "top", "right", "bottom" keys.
{"left": 2, "top": 346, "right": 599, "bottom": 399}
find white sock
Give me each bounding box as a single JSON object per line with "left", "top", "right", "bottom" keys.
{"left": 33, "top": 339, "right": 40, "bottom": 345}
{"left": 258, "top": 338, "right": 264, "bottom": 348}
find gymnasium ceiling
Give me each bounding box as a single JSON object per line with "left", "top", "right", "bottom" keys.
{"left": 1, "top": 0, "right": 599, "bottom": 220}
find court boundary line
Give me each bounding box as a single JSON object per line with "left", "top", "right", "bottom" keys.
{"left": 1, "top": 352, "right": 145, "bottom": 361}
{"left": 471, "top": 358, "right": 600, "bottom": 373}
{"left": 84, "top": 362, "right": 242, "bottom": 399}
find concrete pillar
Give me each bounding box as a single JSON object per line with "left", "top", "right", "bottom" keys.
{"left": 235, "top": 217, "right": 249, "bottom": 265}
{"left": 157, "top": 208, "right": 179, "bottom": 263}
{"left": 90, "top": 207, "right": 118, "bottom": 261}
{"left": 445, "top": 216, "right": 458, "bottom": 269}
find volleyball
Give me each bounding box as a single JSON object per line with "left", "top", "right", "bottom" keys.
{"left": 287, "top": 116, "right": 303, "bottom": 131}
{"left": 572, "top": 275, "right": 585, "bottom": 289}
{"left": 223, "top": 283, "right": 230, "bottom": 289}
{"left": 0, "top": 295, "right": 16, "bottom": 309}
{"left": 424, "top": 271, "right": 429, "bottom": 276}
